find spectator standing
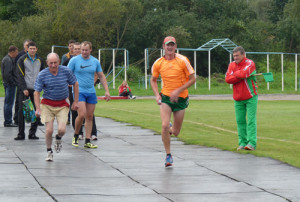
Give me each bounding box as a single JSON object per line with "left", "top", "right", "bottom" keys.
{"left": 61, "top": 40, "right": 76, "bottom": 65}
{"left": 1, "top": 45, "right": 19, "bottom": 127}
{"left": 14, "top": 41, "right": 45, "bottom": 140}
{"left": 225, "top": 46, "right": 258, "bottom": 151}
{"left": 14, "top": 39, "right": 31, "bottom": 125}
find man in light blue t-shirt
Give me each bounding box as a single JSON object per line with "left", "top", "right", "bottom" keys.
{"left": 68, "top": 41, "right": 110, "bottom": 149}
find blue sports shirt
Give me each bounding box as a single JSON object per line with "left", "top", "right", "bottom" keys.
{"left": 67, "top": 55, "right": 102, "bottom": 93}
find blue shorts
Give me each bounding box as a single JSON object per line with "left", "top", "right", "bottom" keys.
{"left": 78, "top": 93, "right": 98, "bottom": 104}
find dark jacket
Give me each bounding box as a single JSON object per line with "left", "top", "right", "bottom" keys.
{"left": 16, "top": 53, "right": 45, "bottom": 91}
{"left": 15, "top": 50, "right": 26, "bottom": 64}
{"left": 1, "top": 54, "right": 17, "bottom": 85}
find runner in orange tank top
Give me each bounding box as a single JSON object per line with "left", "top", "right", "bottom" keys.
{"left": 151, "top": 36, "right": 195, "bottom": 167}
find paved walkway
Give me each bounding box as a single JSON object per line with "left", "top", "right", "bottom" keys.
{"left": 0, "top": 98, "right": 299, "bottom": 202}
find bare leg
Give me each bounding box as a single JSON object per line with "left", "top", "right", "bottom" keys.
{"left": 75, "top": 102, "right": 86, "bottom": 134}
{"left": 57, "top": 120, "right": 66, "bottom": 138}
{"left": 45, "top": 121, "right": 54, "bottom": 149}
{"left": 85, "top": 103, "right": 95, "bottom": 139}
{"left": 171, "top": 109, "right": 185, "bottom": 136}
{"left": 160, "top": 103, "right": 172, "bottom": 154}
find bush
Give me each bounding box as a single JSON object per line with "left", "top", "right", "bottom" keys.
{"left": 121, "top": 65, "right": 143, "bottom": 82}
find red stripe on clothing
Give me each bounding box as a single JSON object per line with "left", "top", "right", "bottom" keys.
{"left": 251, "top": 80, "right": 257, "bottom": 95}
{"left": 41, "top": 98, "right": 69, "bottom": 108}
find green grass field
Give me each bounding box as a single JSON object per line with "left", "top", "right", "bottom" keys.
{"left": 95, "top": 99, "right": 300, "bottom": 168}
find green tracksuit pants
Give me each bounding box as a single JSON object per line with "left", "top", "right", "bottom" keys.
{"left": 234, "top": 95, "right": 258, "bottom": 148}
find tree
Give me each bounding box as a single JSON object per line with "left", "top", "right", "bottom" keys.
{"left": 277, "top": 0, "right": 300, "bottom": 52}
{"left": 0, "top": 0, "right": 37, "bottom": 21}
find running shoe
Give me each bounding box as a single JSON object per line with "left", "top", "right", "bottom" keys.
{"left": 45, "top": 151, "right": 53, "bottom": 161}
{"left": 78, "top": 134, "right": 84, "bottom": 140}
{"left": 91, "top": 135, "right": 98, "bottom": 141}
{"left": 237, "top": 146, "right": 245, "bottom": 151}
{"left": 84, "top": 142, "right": 98, "bottom": 149}
{"left": 72, "top": 137, "right": 79, "bottom": 147}
{"left": 165, "top": 154, "right": 173, "bottom": 167}
{"left": 54, "top": 139, "right": 62, "bottom": 153}
{"left": 245, "top": 144, "right": 255, "bottom": 151}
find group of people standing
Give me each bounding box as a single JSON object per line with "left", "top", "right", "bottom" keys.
{"left": 1, "top": 39, "right": 110, "bottom": 161}
{"left": 1, "top": 36, "right": 258, "bottom": 167}
{"left": 1, "top": 40, "right": 44, "bottom": 140}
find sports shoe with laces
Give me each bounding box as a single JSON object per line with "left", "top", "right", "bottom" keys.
{"left": 78, "top": 134, "right": 84, "bottom": 140}
{"left": 54, "top": 139, "right": 62, "bottom": 153}
{"left": 45, "top": 151, "right": 53, "bottom": 161}
{"left": 165, "top": 154, "right": 173, "bottom": 167}
{"left": 237, "top": 146, "right": 245, "bottom": 151}
{"left": 91, "top": 135, "right": 98, "bottom": 141}
{"left": 245, "top": 144, "right": 255, "bottom": 151}
{"left": 72, "top": 137, "right": 79, "bottom": 147}
{"left": 84, "top": 142, "right": 98, "bottom": 149}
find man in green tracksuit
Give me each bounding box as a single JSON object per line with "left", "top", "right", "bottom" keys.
{"left": 225, "top": 46, "right": 258, "bottom": 151}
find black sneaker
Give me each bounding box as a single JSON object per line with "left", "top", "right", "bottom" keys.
{"left": 14, "top": 135, "right": 25, "bottom": 140}
{"left": 28, "top": 135, "right": 39, "bottom": 140}
{"left": 4, "top": 123, "right": 18, "bottom": 127}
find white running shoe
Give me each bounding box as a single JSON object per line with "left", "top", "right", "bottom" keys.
{"left": 45, "top": 151, "right": 53, "bottom": 161}
{"left": 78, "top": 134, "right": 84, "bottom": 140}
{"left": 54, "top": 139, "right": 62, "bottom": 153}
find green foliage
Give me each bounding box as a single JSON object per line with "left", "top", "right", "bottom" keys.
{"left": 0, "top": 0, "right": 37, "bottom": 21}
{"left": 124, "top": 65, "right": 144, "bottom": 82}
{"left": 0, "top": 0, "right": 298, "bottom": 82}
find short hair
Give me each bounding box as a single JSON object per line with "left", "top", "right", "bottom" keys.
{"left": 81, "top": 41, "right": 92, "bottom": 49}
{"left": 68, "top": 40, "right": 76, "bottom": 45}
{"left": 233, "top": 46, "right": 245, "bottom": 54}
{"left": 74, "top": 42, "right": 81, "bottom": 46}
{"left": 27, "top": 41, "right": 37, "bottom": 48}
{"left": 8, "top": 45, "right": 18, "bottom": 52}
{"left": 46, "top": 52, "right": 60, "bottom": 61}
{"left": 23, "top": 39, "right": 31, "bottom": 45}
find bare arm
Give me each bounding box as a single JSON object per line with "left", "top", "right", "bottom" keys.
{"left": 34, "top": 91, "right": 41, "bottom": 117}
{"left": 170, "top": 73, "right": 196, "bottom": 102}
{"left": 97, "top": 72, "right": 110, "bottom": 101}
{"left": 71, "top": 82, "right": 79, "bottom": 111}
{"left": 150, "top": 76, "right": 162, "bottom": 105}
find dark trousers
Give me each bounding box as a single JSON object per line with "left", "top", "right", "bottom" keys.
{"left": 119, "top": 91, "right": 133, "bottom": 98}
{"left": 17, "top": 89, "right": 39, "bottom": 137}
{"left": 13, "top": 87, "right": 19, "bottom": 124}
{"left": 3, "top": 84, "right": 16, "bottom": 125}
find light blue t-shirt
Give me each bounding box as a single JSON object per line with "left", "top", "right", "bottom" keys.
{"left": 34, "top": 65, "right": 77, "bottom": 100}
{"left": 67, "top": 55, "right": 102, "bottom": 93}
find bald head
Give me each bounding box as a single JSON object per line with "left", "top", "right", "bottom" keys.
{"left": 47, "top": 53, "right": 60, "bottom": 74}
{"left": 47, "top": 52, "right": 60, "bottom": 61}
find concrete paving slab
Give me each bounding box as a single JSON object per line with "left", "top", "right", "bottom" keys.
{"left": 0, "top": 97, "right": 300, "bottom": 201}
{"left": 55, "top": 195, "right": 170, "bottom": 202}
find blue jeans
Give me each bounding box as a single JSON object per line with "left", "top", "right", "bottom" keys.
{"left": 3, "top": 84, "right": 16, "bottom": 125}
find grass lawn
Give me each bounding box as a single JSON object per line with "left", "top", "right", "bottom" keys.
{"left": 95, "top": 99, "right": 300, "bottom": 168}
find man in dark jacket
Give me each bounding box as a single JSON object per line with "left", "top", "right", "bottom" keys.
{"left": 14, "top": 41, "right": 45, "bottom": 140}
{"left": 14, "top": 39, "right": 31, "bottom": 125}
{"left": 1, "top": 46, "right": 19, "bottom": 127}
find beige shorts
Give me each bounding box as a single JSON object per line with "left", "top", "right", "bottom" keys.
{"left": 40, "top": 104, "right": 69, "bottom": 124}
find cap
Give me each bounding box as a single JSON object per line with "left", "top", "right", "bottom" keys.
{"left": 163, "top": 36, "right": 176, "bottom": 45}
